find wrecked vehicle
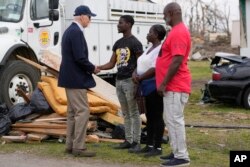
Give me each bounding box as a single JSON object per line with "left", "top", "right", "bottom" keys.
{"left": 205, "top": 52, "right": 250, "bottom": 109}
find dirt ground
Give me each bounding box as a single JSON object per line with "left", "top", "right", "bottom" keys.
{"left": 0, "top": 152, "right": 158, "bottom": 167}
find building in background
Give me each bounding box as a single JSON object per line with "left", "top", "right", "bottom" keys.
{"left": 240, "top": 0, "right": 250, "bottom": 56}
{"left": 231, "top": 20, "right": 240, "bottom": 48}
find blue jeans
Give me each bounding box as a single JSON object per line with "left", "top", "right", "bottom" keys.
{"left": 116, "top": 78, "right": 141, "bottom": 143}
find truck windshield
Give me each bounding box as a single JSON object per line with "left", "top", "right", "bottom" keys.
{"left": 0, "top": 0, "right": 24, "bottom": 22}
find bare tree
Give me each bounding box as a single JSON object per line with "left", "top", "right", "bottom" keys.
{"left": 178, "top": 0, "right": 231, "bottom": 38}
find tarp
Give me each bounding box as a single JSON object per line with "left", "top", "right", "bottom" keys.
{"left": 37, "top": 76, "right": 119, "bottom": 116}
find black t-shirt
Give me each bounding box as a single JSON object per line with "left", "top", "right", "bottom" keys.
{"left": 113, "top": 35, "right": 143, "bottom": 80}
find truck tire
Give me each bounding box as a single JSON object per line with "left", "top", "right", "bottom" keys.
{"left": 0, "top": 60, "right": 40, "bottom": 108}
{"left": 243, "top": 87, "right": 250, "bottom": 109}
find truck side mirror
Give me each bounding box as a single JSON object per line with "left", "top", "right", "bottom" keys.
{"left": 49, "top": 0, "right": 59, "bottom": 9}
{"left": 49, "top": 10, "right": 59, "bottom": 21}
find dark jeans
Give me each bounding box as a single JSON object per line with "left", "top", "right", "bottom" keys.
{"left": 145, "top": 90, "right": 164, "bottom": 148}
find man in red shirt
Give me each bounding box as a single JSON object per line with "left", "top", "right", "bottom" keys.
{"left": 156, "top": 2, "right": 191, "bottom": 167}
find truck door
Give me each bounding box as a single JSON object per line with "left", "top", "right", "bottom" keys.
{"left": 27, "top": 0, "right": 61, "bottom": 58}
{"left": 84, "top": 23, "right": 99, "bottom": 65}
{"left": 99, "top": 23, "right": 114, "bottom": 74}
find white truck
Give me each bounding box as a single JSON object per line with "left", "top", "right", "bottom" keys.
{"left": 0, "top": 0, "right": 164, "bottom": 107}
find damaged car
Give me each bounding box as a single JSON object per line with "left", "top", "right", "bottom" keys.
{"left": 205, "top": 52, "right": 250, "bottom": 109}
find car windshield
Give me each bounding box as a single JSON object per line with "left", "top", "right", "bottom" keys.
{"left": 0, "top": 0, "right": 24, "bottom": 22}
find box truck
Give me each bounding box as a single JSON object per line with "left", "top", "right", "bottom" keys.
{"left": 0, "top": 0, "right": 164, "bottom": 107}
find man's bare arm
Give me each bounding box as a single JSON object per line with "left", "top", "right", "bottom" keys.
{"left": 98, "top": 52, "right": 117, "bottom": 70}
{"left": 157, "top": 55, "right": 183, "bottom": 96}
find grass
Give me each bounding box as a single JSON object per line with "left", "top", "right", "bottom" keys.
{"left": 1, "top": 60, "right": 250, "bottom": 167}
{"left": 189, "top": 60, "right": 212, "bottom": 81}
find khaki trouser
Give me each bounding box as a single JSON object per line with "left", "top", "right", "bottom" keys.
{"left": 65, "top": 88, "right": 89, "bottom": 150}
{"left": 163, "top": 91, "right": 190, "bottom": 161}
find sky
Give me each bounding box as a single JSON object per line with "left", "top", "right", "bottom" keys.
{"left": 160, "top": 0, "right": 240, "bottom": 19}
{"left": 203, "top": 0, "right": 239, "bottom": 20}
{"left": 158, "top": 0, "right": 240, "bottom": 31}
{"left": 145, "top": 0, "right": 240, "bottom": 21}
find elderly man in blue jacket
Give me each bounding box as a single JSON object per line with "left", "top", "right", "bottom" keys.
{"left": 58, "top": 5, "right": 99, "bottom": 157}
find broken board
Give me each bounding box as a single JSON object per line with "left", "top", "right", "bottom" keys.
{"left": 40, "top": 51, "right": 120, "bottom": 107}
{"left": 99, "top": 112, "right": 124, "bottom": 126}
{"left": 17, "top": 52, "right": 120, "bottom": 108}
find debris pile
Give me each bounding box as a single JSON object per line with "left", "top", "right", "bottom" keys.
{"left": 0, "top": 83, "right": 126, "bottom": 143}
{"left": 190, "top": 35, "right": 240, "bottom": 61}
{"left": 1, "top": 53, "right": 165, "bottom": 145}
{"left": 0, "top": 53, "right": 126, "bottom": 144}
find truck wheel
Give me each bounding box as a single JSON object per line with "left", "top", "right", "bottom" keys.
{"left": 243, "top": 87, "right": 250, "bottom": 109}
{"left": 0, "top": 60, "right": 40, "bottom": 108}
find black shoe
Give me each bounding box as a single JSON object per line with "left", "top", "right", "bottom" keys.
{"left": 64, "top": 148, "right": 72, "bottom": 154}
{"left": 144, "top": 148, "right": 162, "bottom": 157}
{"left": 130, "top": 141, "right": 138, "bottom": 147}
{"left": 128, "top": 142, "right": 141, "bottom": 153}
{"left": 72, "top": 149, "right": 96, "bottom": 157}
{"left": 160, "top": 152, "right": 174, "bottom": 161}
{"left": 138, "top": 145, "right": 153, "bottom": 154}
{"left": 114, "top": 140, "right": 131, "bottom": 149}
{"left": 160, "top": 158, "right": 190, "bottom": 167}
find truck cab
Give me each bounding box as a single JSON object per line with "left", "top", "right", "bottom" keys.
{"left": 0, "top": 0, "right": 164, "bottom": 107}
{"left": 0, "top": 0, "right": 60, "bottom": 107}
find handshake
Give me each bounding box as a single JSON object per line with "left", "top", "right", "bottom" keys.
{"left": 94, "top": 66, "right": 102, "bottom": 74}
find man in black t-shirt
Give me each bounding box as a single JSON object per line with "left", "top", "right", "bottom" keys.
{"left": 98, "top": 15, "right": 143, "bottom": 152}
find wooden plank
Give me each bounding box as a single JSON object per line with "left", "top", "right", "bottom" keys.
{"left": 48, "top": 120, "right": 67, "bottom": 124}
{"left": 86, "top": 135, "right": 99, "bottom": 143}
{"left": 99, "top": 138, "right": 124, "bottom": 143}
{"left": 34, "top": 117, "right": 66, "bottom": 122}
{"left": 13, "top": 121, "right": 96, "bottom": 133}
{"left": 12, "top": 122, "right": 67, "bottom": 129}
{"left": 16, "top": 55, "right": 59, "bottom": 77}
{"left": 27, "top": 133, "right": 49, "bottom": 141}
{"left": 22, "top": 113, "right": 42, "bottom": 121}
{"left": 90, "top": 75, "right": 120, "bottom": 107}
{"left": 12, "top": 128, "right": 66, "bottom": 136}
{"left": 39, "top": 50, "right": 61, "bottom": 71}
{"left": 8, "top": 130, "right": 26, "bottom": 136}
{"left": 99, "top": 112, "right": 124, "bottom": 126}
{"left": 17, "top": 55, "right": 47, "bottom": 71}
{"left": 1, "top": 136, "right": 27, "bottom": 143}
{"left": 37, "top": 112, "right": 65, "bottom": 119}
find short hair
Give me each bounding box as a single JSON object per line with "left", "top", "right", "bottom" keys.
{"left": 120, "top": 15, "right": 134, "bottom": 26}
{"left": 165, "top": 2, "right": 182, "bottom": 16}
{"left": 151, "top": 24, "right": 166, "bottom": 40}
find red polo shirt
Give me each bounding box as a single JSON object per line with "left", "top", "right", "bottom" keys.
{"left": 156, "top": 23, "right": 191, "bottom": 94}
